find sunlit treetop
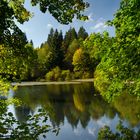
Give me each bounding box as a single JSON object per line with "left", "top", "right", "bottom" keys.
{"left": 4, "top": 0, "right": 89, "bottom": 24}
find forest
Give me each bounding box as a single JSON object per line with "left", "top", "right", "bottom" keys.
{"left": 0, "top": 0, "right": 140, "bottom": 139}
{"left": 1, "top": 0, "right": 140, "bottom": 101}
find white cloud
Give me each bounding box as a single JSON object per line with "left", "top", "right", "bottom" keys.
{"left": 96, "top": 119, "right": 110, "bottom": 127}
{"left": 73, "top": 128, "right": 82, "bottom": 136}
{"left": 94, "top": 22, "right": 104, "bottom": 29}
{"left": 88, "top": 128, "right": 96, "bottom": 136}
{"left": 47, "top": 23, "right": 53, "bottom": 28}
{"left": 90, "top": 18, "right": 108, "bottom": 31}
{"left": 98, "top": 17, "right": 105, "bottom": 22}
{"left": 96, "top": 120, "right": 106, "bottom": 127}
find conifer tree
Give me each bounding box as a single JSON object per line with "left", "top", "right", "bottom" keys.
{"left": 78, "top": 26, "right": 88, "bottom": 40}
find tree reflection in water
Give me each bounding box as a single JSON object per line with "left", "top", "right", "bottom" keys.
{"left": 13, "top": 83, "right": 140, "bottom": 138}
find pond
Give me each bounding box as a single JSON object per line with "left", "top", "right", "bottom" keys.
{"left": 8, "top": 82, "right": 140, "bottom": 140}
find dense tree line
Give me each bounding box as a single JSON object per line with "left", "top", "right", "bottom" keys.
{"left": 36, "top": 0, "right": 140, "bottom": 101}
{"left": 37, "top": 26, "right": 93, "bottom": 81}
{"left": 37, "top": 27, "right": 114, "bottom": 82}
{"left": 0, "top": 0, "right": 89, "bottom": 91}
{"left": 0, "top": 0, "right": 140, "bottom": 102}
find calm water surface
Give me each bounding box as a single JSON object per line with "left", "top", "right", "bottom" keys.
{"left": 9, "top": 82, "right": 140, "bottom": 140}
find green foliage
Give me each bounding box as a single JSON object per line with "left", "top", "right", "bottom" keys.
{"left": 30, "top": 0, "right": 89, "bottom": 24}
{"left": 0, "top": 0, "right": 90, "bottom": 82}
{"left": 0, "top": 0, "right": 25, "bottom": 46}
{"left": 53, "top": 67, "right": 61, "bottom": 81}
{"left": 37, "top": 42, "right": 51, "bottom": 76}
{"left": 47, "top": 29, "right": 64, "bottom": 69}
{"left": 62, "top": 27, "right": 78, "bottom": 54}
{"left": 94, "top": 0, "right": 140, "bottom": 100}
{"left": 72, "top": 48, "right": 92, "bottom": 74}
{"left": 98, "top": 126, "right": 117, "bottom": 140}
{"left": 32, "top": 26, "right": 91, "bottom": 79}
{"left": 77, "top": 26, "right": 88, "bottom": 40}
{"left": 74, "top": 71, "right": 83, "bottom": 79}
{"left": 45, "top": 67, "right": 74, "bottom": 81}
{"left": 45, "top": 70, "right": 55, "bottom": 81}
{"left": 0, "top": 78, "right": 11, "bottom": 96}
{"left": 82, "top": 71, "right": 92, "bottom": 79}
{"left": 98, "top": 121, "right": 140, "bottom": 140}
{"left": 64, "top": 39, "right": 80, "bottom": 69}
{"left": 0, "top": 41, "right": 38, "bottom": 81}
{"left": 73, "top": 48, "right": 83, "bottom": 71}
{"left": 19, "top": 42, "right": 39, "bottom": 80}
{"left": 45, "top": 67, "right": 61, "bottom": 81}
{"left": 68, "top": 39, "right": 80, "bottom": 54}
{"left": 37, "top": 42, "right": 50, "bottom": 63}
{"left": 73, "top": 71, "right": 92, "bottom": 79}
{"left": 64, "top": 27, "right": 78, "bottom": 44}
{"left": 61, "top": 70, "right": 71, "bottom": 81}
{"left": 84, "top": 32, "right": 113, "bottom": 63}
{"left": 0, "top": 105, "right": 59, "bottom": 140}
{"left": 94, "top": 62, "right": 124, "bottom": 101}
{"left": 0, "top": 16, "right": 40, "bottom": 80}
{"left": 3, "top": 0, "right": 88, "bottom": 25}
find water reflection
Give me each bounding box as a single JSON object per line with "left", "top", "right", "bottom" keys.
{"left": 12, "top": 83, "right": 140, "bottom": 139}
{"left": 15, "top": 106, "right": 31, "bottom": 122}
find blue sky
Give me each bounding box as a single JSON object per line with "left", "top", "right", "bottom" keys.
{"left": 17, "top": 0, "right": 121, "bottom": 48}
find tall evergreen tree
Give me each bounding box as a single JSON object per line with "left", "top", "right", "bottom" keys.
{"left": 47, "top": 28, "right": 54, "bottom": 48}
{"left": 63, "top": 27, "right": 77, "bottom": 53}
{"left": 71, "top": 28, "right": 77, "bottom": 41}
{"left": 46, "top": 28, "right": 64, "bottom": 69}
{"left": 78, "top": 26, "right": 88, "bottom": 40}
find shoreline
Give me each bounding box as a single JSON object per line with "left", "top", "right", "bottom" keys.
{"left": 11, "top": 79, "right": 94, "bottom": 86}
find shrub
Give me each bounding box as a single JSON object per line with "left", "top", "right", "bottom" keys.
{"left": 53, "top": 67, "right": 61, "bottom": 81}
{"left": 45, "top": 67, "right": 61, "bottom": 81}
{"left": 61, "top": 70, "right": 71, "bottom": 81}
{"left": 45, "top": 71, "right": 54, "bottom": 81}
{"left": 98, "top": 121, "right": 139, "bottom": 140}
{"left": 82, "top": 71, "right": 93, "bottom": 79}
{"left": 74, "top": 71, "right": 83, "bottom": 79}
